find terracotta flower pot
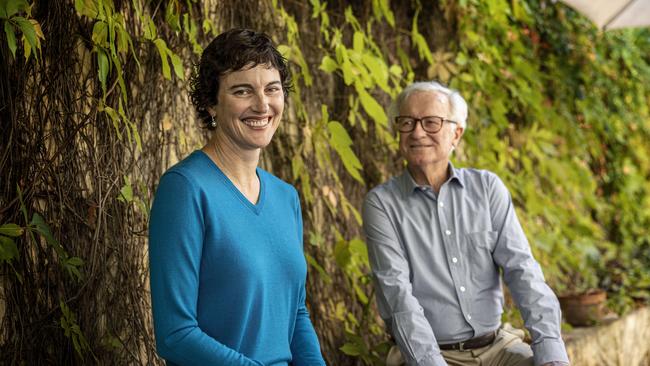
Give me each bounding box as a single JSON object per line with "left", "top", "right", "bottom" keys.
{"left": 558, "top": 289, "right": 607, "bottom": 327}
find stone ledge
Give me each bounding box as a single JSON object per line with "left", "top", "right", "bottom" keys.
{"left": 564, "top": 306, "right": 650, "bottom": 366}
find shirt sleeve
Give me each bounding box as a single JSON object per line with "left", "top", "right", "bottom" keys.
{"left": 289, "top": 190, "right": 327, "bottom": 366}
{"left": 487, "top": 174, "right": 569, "bottom": 366}
{"left": 149, "top": 172, "right": 263, "bottom": 366}
{"left": 363, "top": 192, "right": 447, "bottom": 366}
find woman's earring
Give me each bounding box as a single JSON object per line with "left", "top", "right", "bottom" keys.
{"left": 209, "top": 115, "right": 217, "bottom": 128}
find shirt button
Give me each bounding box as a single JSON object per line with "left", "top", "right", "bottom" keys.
{"left": 445, "top": 230, "right": 451, "bottom": 235}
{"left": 452, "top": 257, "right": 458, "bottom": 263}
{"left": 467, "top": 314, "right": 472, "bottom": 320}
{"left": 439, "top": 201, "right": 444, "bottom": 208}
{"left": 460, "top": 286, "right": 466, "bottom": 292}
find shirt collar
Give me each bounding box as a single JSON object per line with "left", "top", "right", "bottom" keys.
{"left": 398, "top": 162, "right": 465, "bottom": 196}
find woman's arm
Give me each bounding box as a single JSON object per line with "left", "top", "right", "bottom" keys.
{"left": 289, "top": 190, "right": 326, "bottom": 366}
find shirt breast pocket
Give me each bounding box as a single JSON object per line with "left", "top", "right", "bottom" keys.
{"left": 464, "top": 230, "right": 499, "bottom": 287}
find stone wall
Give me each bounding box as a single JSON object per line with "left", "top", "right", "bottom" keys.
{"left": 565, "top": 306, "right": 650, "bottom": 366}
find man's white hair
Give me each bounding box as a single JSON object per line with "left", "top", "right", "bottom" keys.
{"left": 389, "top": 81, "right": 468, "bottom": 129}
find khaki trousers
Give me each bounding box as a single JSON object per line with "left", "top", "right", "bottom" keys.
{"left": 386, "top": 325, "right": 534, "bottom": 366}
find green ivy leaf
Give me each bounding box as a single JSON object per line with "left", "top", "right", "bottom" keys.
{"left": 165, "top": 0, "right": 181, "bottom": 32}
{"left": 0, "top": 223, "right": 23, "bottom": 237}
{"left": 64, "top": 257, "right": 84, "bottom": 281}
{"left": 15, "top": 16, "right": 36, "bottom": 51}
{"left": 348, "top": 238, "right": 369, "bottom": 264}
{"left": 0, "top": 236, "right": 19, "bottom": 262}
{"left": 30, "top": 213, "right": 60, "bottom": 248}
{"left": 115, "top": 25, "right": 129, "bottom": 54}
{"left": 3, "top": 22, "right": 17, "bottom": 58}
{"left": 340, "top": 342, "right": 363, "bottom": 356}
{"left": 67, "top": 256, "right": 84, "bottom": 266}
{"left": 353, "top": 282, "right": 369, "bottom": 304}
{"left": 96, "top": 48, "right": 109, "bottom": 93}
{"left": 3, "top": 0, "right": 29, "bottom": 18}
{"left": 305, "top": 253, "right": 332, "bottom": 284}
{"left": 334, "top": 239, "right": 351, "bottom": 269}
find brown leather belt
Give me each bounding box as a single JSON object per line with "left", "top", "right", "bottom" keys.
{"left": 438, "top": 330, "right": 497, "bottom": 351}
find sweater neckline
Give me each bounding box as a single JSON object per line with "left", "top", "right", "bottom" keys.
{"left": 196, "top": 150, "right": 266, "bottom": 215}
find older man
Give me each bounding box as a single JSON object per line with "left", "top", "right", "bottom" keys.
{"left": 362, "top": 81, "right": 570, "bottom": 366}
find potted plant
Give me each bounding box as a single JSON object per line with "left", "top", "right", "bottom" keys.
{"left": 553, "top": 238, "right": 608, "bottom": 327}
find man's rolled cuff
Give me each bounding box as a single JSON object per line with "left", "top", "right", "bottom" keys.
{"left": 532, "top": 338, "right": 570, "bottom": 366}
{"left": 406, "top": 352, "right": 446, "bottom": 366}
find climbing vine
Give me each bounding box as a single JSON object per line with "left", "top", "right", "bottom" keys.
{"left": 2, "top": 0, "right": 649, "bottom": 364}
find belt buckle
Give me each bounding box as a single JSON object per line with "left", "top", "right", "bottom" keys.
{"left": 458, "top": 341, "right": 466, "bottom": 351}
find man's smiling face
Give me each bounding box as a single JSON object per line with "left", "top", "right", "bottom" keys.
{"left": 398, "top": 91, "right": 462, "bottom": 170}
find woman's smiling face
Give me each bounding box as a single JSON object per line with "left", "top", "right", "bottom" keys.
{"left": 210, "top": 63, "right": 285, "bottom": 151}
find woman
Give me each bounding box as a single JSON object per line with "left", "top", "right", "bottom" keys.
{"left": 149, "top": 28, "right": 326, "bottom": 366}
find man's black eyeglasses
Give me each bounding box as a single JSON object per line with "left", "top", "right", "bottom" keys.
{"left": 394, "top": 115, "right": 457, "bottom": 133}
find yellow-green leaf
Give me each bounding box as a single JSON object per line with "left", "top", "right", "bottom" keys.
{"left": 362, "top": 53, "right": 389, "bottom": 92}
{"left": 328, "top": 121, "right": 364, "bottom": 183}
{"left": 75, "top": 0, "right": 99, "bottom": 18}
{"left": 380, "top": 0, "right": 395, "bottom": 27}
{"left": 142, "top": 15, "right": 156, "bottom": 40}
{"left": 153, "top": 38, "right": 171, "bottom": 79}
{"left": 169, "top": 51, "right": 184, "bottom": 80}
{"left": 201, "top": 19, "right": 212, "bottom": 34}
{"left": 276, "top": 44, "right": 291, "bottom": 59}
{"left": 319, "top": 55, "right": 338, "bottom": 73}
{"left": 352, "top": 31, "right": 364, "bottom": 53}
{"left": 118, "top": 177, "right": 133, "bottom": 202}
{"left": 355, "top": 83, "right": 387, "bottom": 127}
{"left": 103, "top": 105, "right": 122, "bottom": 139}
{"left": 91, "top": 20, "right": 107, "bottom": 47}
{"left": 0, "top": 223, "right": 23, "bottom": 237}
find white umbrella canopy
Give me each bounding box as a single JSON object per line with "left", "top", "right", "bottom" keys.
{"left": 558, "top": 0, "right": 650, "bottom": 30}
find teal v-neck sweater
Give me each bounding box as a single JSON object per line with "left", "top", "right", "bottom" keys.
{"left": 149, "top": 151, "right": 325, "bottom": 366}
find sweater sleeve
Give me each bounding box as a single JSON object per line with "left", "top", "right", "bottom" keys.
{"left": 149, "top": 172, "right": 263, "bottom": 366}
{"left": 289, "top": 190, "right": 326, "bottom": 366}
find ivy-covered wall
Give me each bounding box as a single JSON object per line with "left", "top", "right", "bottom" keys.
{"left": 1, "top": 0, "right": 649, "bottom": 364}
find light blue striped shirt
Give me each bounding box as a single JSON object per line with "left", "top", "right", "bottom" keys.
{"left": 362, "top": 164, "right": 569, "bottom": 366}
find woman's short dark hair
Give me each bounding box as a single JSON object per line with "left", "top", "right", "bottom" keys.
{"left": 189, "top": 28, "right": 293, "bottom": 130}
